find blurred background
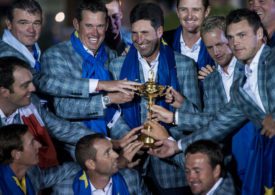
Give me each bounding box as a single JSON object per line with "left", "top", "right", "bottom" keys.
{"left": 0, "top": 0, "right": 248, "bottom": 51}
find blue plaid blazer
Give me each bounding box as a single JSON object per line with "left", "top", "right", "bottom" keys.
{"left": 0, "top": 95, "right": 91, "bottom": 158}
{"left": 0, "top": 162, "right": 80, "bottom": 195}
{"left": 109, "top": 52, "right": 201, "bottom": 188}
{"left": 50, "top": 168, "right": 150, "bottom": 195}
{"left": 175, "top": 45, "right": 275, "bottom": 154}
{"left": 37, "top": 40, "right": 117, "bottom": 119}
{"left": 0, "top": 40, "right": 26, "bottom": 61}
{"left": 212, "top": 174, "right": 236, "bottom": 195}
{"left": 203, "top": 60, "right": 243, "bottom": 113}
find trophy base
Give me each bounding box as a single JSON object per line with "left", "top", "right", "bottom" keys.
{"left": 139, "top": 134, "right": 155, "bottom": 148}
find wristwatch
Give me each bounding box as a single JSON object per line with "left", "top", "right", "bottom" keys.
{"left": 103, "top": 95, "right": 111, "bottom": 106}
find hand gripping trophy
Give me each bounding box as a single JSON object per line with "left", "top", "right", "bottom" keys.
{"left": 135, "top": 71, "right": 168, "bottom": 147}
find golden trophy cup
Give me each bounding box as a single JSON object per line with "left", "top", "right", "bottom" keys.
{"left": 135, "top": 72, "right": 168, "bottom": 147}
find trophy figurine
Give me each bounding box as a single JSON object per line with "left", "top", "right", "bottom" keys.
{"left": 135, "top": 71, "right": 168, "bottom": 147}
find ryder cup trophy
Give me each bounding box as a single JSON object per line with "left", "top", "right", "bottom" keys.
{"left": 135, "top": 72, "right": 168, "bottom": 147}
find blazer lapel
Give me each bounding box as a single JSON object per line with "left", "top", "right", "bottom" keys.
{"left": 215, "top": 72, "right": 228, "bottom": 104}
{"left": 257, "top": 46, "right": 270, "bottom": 113}
{"left": 233, "top": 60, "right": 244, "bottom": 82}
{"left": 233, "top": 70, "right": 265, "bottom": 124}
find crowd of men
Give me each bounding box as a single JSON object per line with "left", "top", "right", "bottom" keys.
{"left": 0, "top": 0, "right": 274, "bottom": 194}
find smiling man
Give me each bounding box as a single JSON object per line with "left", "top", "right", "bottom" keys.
{"left": 109, "top": 2, "right": 201, "bottom": 194}
{"left": 185, "top": 140, "right": 235, "bottom": 195}
{"left": 1, "top": 0, "right": 42, "bottom": 74}
{"left": 163, "top": 0, "right": 214, "bottom": 70}
{"left": 0, "top": 124, "right": 80, "bottom": 195}
{"left": 248, "top": 0, "right": 275, "bottom": 47}
{"left": 100, "top": 0, "right": 132, "bottom": 55}
{"left": 37, "top": 0, "right": 140, "bottom": 135}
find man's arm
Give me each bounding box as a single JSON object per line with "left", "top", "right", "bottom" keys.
{"left": 175, "top": 54, "right": 202, "bottom": 112}
{"left": 27, "top": 162, "right": 80, "bottom": 191}
{"left": 148, "top": 102, "right": 247, "bottom": 158}
{"left": 40, "top": 107, "right": 91, "bottom": 144}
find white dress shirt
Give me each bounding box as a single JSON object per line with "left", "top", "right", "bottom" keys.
{"left": 82, "top": 45, "right": 100, "bottom": 94}
{"left": 0, "top": 109, "right": 20, "bottom": 125}
{"left": 90, "top": 178, "right": 113, "bottom": 195}
{"left": 180, "top": 34, "right": 201, "bottom": 62}
{"left": 243, "top": 44, "right": 265, "bottom": 113}
{"left": 138, "top": 52, "right": 159, "bottom": 82}
{"left": 217, "top": 57, "right": 237, "bottom": 102}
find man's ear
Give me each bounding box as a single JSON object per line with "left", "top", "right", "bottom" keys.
{"left": 85, "top": 159, "right": 95, "bottom": 170}
{"left": 213, "top": 164, "right": 221, "bottom": 180}
{"left": 0, "top": 87, "right": 10, "bottom": 97}
{"left": 73, "top": 18, "right": 79, "bottom": 31}
{"left": 205, "top": 6, "right": 211, "bottom": 18}
{"left": 11, "top": 149, "right": 21, "bottom": 161}
{"left": 157, "top": 26, "right": 163, "bottom": 39}
{"left": 256, "top": 27, "right": 264, "bottom": 40}
{"left": 5, "top": 19, "right": 12, "bottom": 30}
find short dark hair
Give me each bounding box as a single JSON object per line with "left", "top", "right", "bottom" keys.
{"left": 177, "top": 0, "right": 210, "bottom": 9}
{"left": 201, "top": 16, "right": 226, "bottom": 36}
{"left": 75, "top": 0, "right": 108, "bottom": 21}
{"left": 226, "top": 8, "right": 263, "bottom": 35}
{"left": 6, "top": 0, "right": 42, "bottom": 22}
{"left": 226, "top": 8, "right": 269, "bottom": 42}
{"left": 75, "top": 133, "right": 106, "bottom": 170}
{"left": 0, "top": 124, "right": 28, "bottom": 164}
{"left": 185, "top": 140, "right": 225, "bottom": 177}
{"left": 130, "top": 3, "right": 164, "bottom": 29}
{"left": 0, "top": 56, "right": 30, "bottom": 91}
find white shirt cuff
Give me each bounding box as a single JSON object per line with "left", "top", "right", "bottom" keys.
{"left": 175, "top": 109, "right": 179, "bottom": 125}
{"left": 89, "top": 79, "right": 99, "bottom": 93}
{"left": 177, "top": 139, "right": 183, "bottom": 151}
{"left": 168, "top": 136, "right": 175, "bottom": 141}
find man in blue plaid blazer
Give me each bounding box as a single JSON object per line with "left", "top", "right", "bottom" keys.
{"left": 56, "top": 134, "right": 150, "bottom": 195}
{"left": 36, "top": 1, "right": 137, "bottom": 129}
{"left": 109, "top": 2, "right": 201, "bottom": 194}
{"left": 147, "top": 9, "right": 275, "bottom": 165}
{"left": 0, "top": 124, "right": 81, "bottom": 195}
{"left": 184, "top": 140, "right": 236, "bottom": 195}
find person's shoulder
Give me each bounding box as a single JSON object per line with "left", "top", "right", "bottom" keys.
{"left": 204, "top": 69, "right": 219, "bottom": 84}
{"left": 0, "top": 40, "right": 27, "bottom": 61}
{"left": 44, "top": 40, "right": 72, "bottom": 55}
{"left": 174, "top": 51, "right": 196, "bottom": 66}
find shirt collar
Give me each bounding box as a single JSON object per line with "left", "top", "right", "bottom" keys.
{"left": 217, "top": 57, "right": 237, "bottom": 78}
{"left": 137, "top": 51, "right": 160, "bottom": 67}
{"left": 90, "top": 177, "right": 113, "bottom": 194}
{"left": 83, "top": 44, "right": 96, "bottom": 56}
{"left": 245, "top": 44, "right": 265, "bottom": 77}
{"left": 0, "top": 108, "right": 19, "bottom": 125}
{"left": 206, "top": 178, "right": 223, "bottom": 195}
{"left": 180, "top": 33, "right": 201, "bottom": 51}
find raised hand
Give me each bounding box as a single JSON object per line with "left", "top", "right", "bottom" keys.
{"left": 97, "top": 80, "right": 141, "bottom": 94}
{"left": 151, "top": 105, "right": 174, "bottom": 124}
{"left": 108, "top": 92, "right": 134, "bottom": 104}
{"left": 117, "top": 141, "right": 144, "bottom": 168}
{"left": 198, "top": 65, "right": 215, "bottom": 80}
{"left": 261, "top": 114, "right": 275, "bottom": 138}
{"left": 147, "top": 139, "right": 180, "bottom": 158}
{"left": 141, "top": 120, "right": 169, "bottom": 140}
{"left": 165, "top": 87, "right": 184, "bottom": 108}
{"left": 112, "top": 126, "right": 142, "bottom": 149}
